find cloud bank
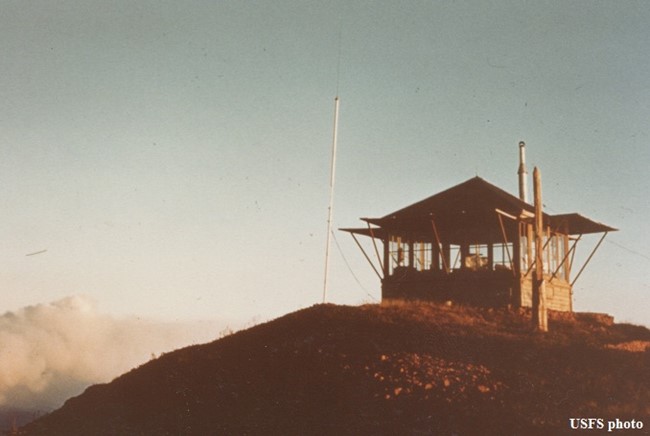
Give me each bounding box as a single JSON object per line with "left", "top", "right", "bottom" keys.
{"left": 0, "top": 296, "right": 225, "bottom": 410}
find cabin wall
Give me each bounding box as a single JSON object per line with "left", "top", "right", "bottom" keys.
{"left": 383, "top": 272, "right": 573, "bottom": 312}
{"left": 519, "top": 276, "right": 572, "bottom": 312}
{"left": 382, "top": 269, "right": 516, "bottom": 307}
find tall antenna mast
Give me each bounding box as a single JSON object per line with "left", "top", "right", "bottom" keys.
{"left": 322, "top": 19, "right": 343, "bottom": 304}
{"left": 322, "top": 96, "right": 340, "bottom": 303}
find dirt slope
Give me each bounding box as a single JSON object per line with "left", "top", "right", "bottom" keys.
{"left": 20, "top": 301, "right": 650, "bottom": 435}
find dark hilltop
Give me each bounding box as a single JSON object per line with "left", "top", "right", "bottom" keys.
{"left": 19, "top": 301, "right": 650, "bottom": 435}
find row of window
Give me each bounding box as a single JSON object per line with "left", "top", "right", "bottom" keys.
{"left": 386, "top": 233, "right": 571, "bottom": 280}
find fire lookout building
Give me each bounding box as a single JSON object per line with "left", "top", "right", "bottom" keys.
{"left": 341, "top": 173, "right": 616, "bottom": 312}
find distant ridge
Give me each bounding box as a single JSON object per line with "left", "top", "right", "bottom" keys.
{"left": 20, "top": 301, "right": 650, "bottom": 435}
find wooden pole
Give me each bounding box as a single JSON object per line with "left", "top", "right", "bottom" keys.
{"left": 532, "top": 167, "right": 548, "bottom": 332}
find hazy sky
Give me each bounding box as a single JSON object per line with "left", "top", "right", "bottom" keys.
{"left": 1, "top": 1, "right": 649, "bottom": 327}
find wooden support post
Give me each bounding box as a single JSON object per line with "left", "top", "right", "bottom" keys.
{"left": 460, "top": 243, "right": 469, "bottom": 270}
{"left": 443, "top": 243, "right": 451, "bottom": 272}
{"left": 487, "top": 242, "right": 494, "bottom": 270}
{"left": 350, "top": 233, "right": 383, "bottom": 280}
{"left": 383, "top": 235, "right": 390, "bottom": 276}
{"left": 571, "top": 232, "right": 609, "bottom": 287}
{"left": 526, "top": 223, "right": 534, "bottom": 271}
{"left": 513, "top": 223, "right": 521, "bottom": 275}
{"left": 419, "top": 242, "right": 425, "bottom": 270}
{"left": 497, "top": 213, "right": 516, "bottom": 277}
{"left": 366, "top": 223, "right": 384, "bottom": 273}
{"left": 431, "top": 238, "right": 440, "bottom": 271}
{"left": 563, "top": 234, "right": 571, "bottom": 282}
{"left": 532, "top": 167, "right": 548, "bottom": 332}
{"left": 550, "top": 234, "right": 580, "bottom": 283}
{"left": 430, "top": 219, "right": 449, "bottom": 273}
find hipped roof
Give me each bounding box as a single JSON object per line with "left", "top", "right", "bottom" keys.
{"left": 340, "top": 177, "right": 616, "bottom": 244}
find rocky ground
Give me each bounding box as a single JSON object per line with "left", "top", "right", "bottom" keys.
{"left": 18, "top": 301, "right": 650, "bottom": 435}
